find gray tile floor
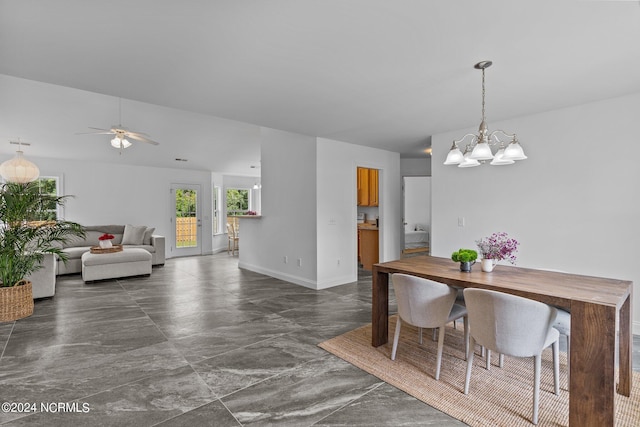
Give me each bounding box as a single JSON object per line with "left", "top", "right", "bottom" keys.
{"left": 1, "top": 254, "right": 638, "bottom": 426}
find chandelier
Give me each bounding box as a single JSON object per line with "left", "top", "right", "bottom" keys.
{"left": 444, "top": 61, "right": 527, "bottom": 168}
{"left": 0, "top": 140, "right": 40, "bottom": 183}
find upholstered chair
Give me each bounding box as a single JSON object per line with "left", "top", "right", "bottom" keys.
{"left": 391, "top": 274, "right": 468, "bottom": 380}
{"left": 463, "top": 288, "right": 560, "bottom": 425}
{"left": 553, "top": 309, "right": 571, "bottom": 374}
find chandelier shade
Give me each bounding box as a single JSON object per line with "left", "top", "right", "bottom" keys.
{"left": 458, "top": 147, "right": 480, "bottom": 168}
{"left": 443, "top": 142, "right": 464, "bottom": 165}
{"left": 444, "top": 61, "right": 527, "bottom": 168}
{"left": 0, "top": 142, "right": 40, "bottom": 183}
{"left": 490, "top": 145, "right": 515, "bottom": 166}
{"left": 469, "top": 141, "right": 494, "bottom": 160}
{"left": 502, "top": 138, "right": 528, "bottom": 160}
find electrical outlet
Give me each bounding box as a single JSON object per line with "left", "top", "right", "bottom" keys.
{"left": 337, "top": 259, "right": 340, "bottom": 266}
{"left": 297, "top": 258, "right": 302, "bottom": 267}
{"left": 283, "top": 256, "right": 288, "bottom": 264}
{"left": 458, "top": 217, "right": 465, "bottom": 227}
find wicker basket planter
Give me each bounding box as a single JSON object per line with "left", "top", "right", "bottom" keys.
{"left": 0, "top": 280, "right": 34, "bottom": 322}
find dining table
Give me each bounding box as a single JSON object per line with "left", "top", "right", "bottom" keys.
{"left": 372, "top": 255, "right": 633, "bottom": 427}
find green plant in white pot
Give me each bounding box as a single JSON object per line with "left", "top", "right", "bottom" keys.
{"left": 0, "top": 181, "right": 85, "bottom": 321}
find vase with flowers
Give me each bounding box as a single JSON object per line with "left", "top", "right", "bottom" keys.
{"left": 98, "top": 233, "right": 115, "bottom": 249}
{"left": 476, "top": 232, "right": 519, "bottom": 272}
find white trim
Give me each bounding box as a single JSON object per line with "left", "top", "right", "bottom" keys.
{"left": 316, "top": 275, "right": 358, "bottom": 289}
{"left": 238, "top": 261, "right": 317, "bottom": 290}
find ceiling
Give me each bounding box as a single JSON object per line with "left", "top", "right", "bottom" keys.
{"left": 1, "top": 0, "right": 639, "bottom": 174}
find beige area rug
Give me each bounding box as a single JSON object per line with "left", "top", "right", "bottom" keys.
{"left": 319, "top": 316, "right": 640, "bottom": 426}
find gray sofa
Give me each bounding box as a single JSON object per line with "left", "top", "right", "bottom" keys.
{"left": 57, "top": 225, "right": 165, "bottom": 275}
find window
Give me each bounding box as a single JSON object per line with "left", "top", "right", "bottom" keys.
{"left": 226, "top": 188, "right": 249, "bottom": 216}
{"left": 213, "top": 186, "right": 222, "bottom": 235}
{"left": 35, "top": 176, "right": 60, "bottom": 220}
{"left": 174, "top": 188, "right": 197, "bottom": 248}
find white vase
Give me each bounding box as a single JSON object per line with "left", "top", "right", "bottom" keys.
{"left": 99, "top": 240, "right": 112, "bottom": 249}
{"left": 481, "top": 258, "right": 497, "bottom": 272}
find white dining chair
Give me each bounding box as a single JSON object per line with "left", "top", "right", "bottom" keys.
{"left": 541, "top": 269, "right": 571, "bottom": 376}
{"left": 463, "top": 288, "right": 560, "bottom": 425}
{"left": 391, "top": 274, "right": 468, "bottom": 380}
{"left": 553, "top": 309, "right": 570, "bottom": 375}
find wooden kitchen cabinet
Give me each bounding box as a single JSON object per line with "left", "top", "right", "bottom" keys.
{"left": 359, "top": 228, "right": 379, "bottom": 271}
{"left": 357, "top": 167, "right": 370, "bottom": 206}
{"left": 369, "top": 168, "right": 378, "bottom": 206}
{"left": 357, "top": 167, "right": 378, "bottom": 206}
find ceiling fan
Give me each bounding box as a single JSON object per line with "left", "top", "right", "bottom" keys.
{"left": 77, "top": 98, "right": 160, "bottom": 150}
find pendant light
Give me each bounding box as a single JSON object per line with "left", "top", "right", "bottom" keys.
{"left": 0, "top": 140, "right": 40, "bottom": 183}
{"left": 444, "top": 61, "right": 527, "bottom": 167}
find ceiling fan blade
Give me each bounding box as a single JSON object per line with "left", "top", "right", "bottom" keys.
{"left": 127, "top": 133, "right": 160, "bottom": 145}
{"left": 124, "top": 129, "right": 150, "bottom": 137}
{"left": 75, "top": 130, "right": 114, "bottom": 135}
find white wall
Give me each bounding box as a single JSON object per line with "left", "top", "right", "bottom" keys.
{"left": 401, "top": 157, "right": 431, "bottom": 176}
{"left": 238, "top": 131, "right": 401, "bottom": 289}
{"left": 238, "top": 128, "right": 318, "bottom": 288}
{"left": 316, "top": 138, "right": 402, "bottom": 288}
{"left": 4, "top": 156, "right": 214, "bottom": 259}
{"left": 431, "top": 92, "right": 640, "bottom": 333}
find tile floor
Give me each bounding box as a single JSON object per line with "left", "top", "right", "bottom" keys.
{"left": 1, "top": 254, "right": 638, "bottom": 426}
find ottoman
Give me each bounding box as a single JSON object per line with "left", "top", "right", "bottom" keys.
{"left": 81, "top": 248, "right": 152, "bottom": 282}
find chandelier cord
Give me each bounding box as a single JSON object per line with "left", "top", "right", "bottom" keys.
{"left": 481, "top": 68, "right": 486, "bottom": 123}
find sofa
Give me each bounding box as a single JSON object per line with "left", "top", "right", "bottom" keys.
{"left": 27, "top": 225, "right": 164, "bottom": 299}
{"left": 57, "top": 225, "right": 165, "bottom": 275}
{"left": 26, "top": 253, "right": 57, "bottom": 299}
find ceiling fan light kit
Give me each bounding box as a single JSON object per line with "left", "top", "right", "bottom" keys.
{"left": 77, "top": 98, "right": 160, "bottom": 152}
{"left": 110, "top": 129, "right": 132, "bottom": 149}
{"left": 444, "top": 60, "right": 527, "bottom": 168}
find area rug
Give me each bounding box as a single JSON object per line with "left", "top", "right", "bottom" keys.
{"left": 319, "top": 316, "right": 640, "bottom": 427}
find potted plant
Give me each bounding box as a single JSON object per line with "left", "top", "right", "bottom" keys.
{"left": 476, "top": 232, "right": 519, "bottom": 272}
{"left": 451, "top": 248, "right": 478, "bottom": 272}
{"left": 0, "top": 181, "right": 85, "bottom": 321}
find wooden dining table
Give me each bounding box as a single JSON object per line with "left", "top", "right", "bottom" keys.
{"left": 372, "top": 255, "right": 633, "bottom": 427}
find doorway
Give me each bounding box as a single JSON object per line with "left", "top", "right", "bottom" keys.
{"left": 356, "top": 166, "right": 381, "bottom": 271}
{"left": 402, "top": 176, "right": 431, "bottom": 256}
{"left": 170, "top": 183, "right": 202, "bottom": 257}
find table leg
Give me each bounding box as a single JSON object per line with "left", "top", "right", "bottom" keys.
{"left": 372, "top": 267, "right": 389, "bottom": 347}
{"left": 569, "top": 300, "right": 616, "bottom": 426}
{"left": 618, "top": 291, "right": 633, "bottom": 396}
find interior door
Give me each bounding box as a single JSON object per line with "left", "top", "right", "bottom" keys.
{"left": 170, "top": 183, "right": 202, "bottom": 257}
{"left": 402, "top": 176, "right": 431, "bottom": 255}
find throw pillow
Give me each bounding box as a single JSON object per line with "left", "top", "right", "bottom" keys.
{"left": 143, "top": 227, "right": 155, "bottom": 245}
{"left": 122, "top": 224, "right": 147, "bottom": 245}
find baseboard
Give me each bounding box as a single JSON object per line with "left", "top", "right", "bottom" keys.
{"left": 238, "top": 261, "right": 318, "bottom": 290}
{"left": 316, "top": 274, "right": 358, "bottom": 289}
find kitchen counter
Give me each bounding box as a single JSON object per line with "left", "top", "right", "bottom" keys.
{"left": 357, "top": 223, "right": 378, "bottom": 230}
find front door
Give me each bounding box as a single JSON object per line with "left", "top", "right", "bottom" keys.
{"left": 170, "top": 183, "right": 202, "bottom": 257}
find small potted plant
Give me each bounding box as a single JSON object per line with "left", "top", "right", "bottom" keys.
{"left": 476, "top": 232, "right": 519, "bottom": 272}
{"left": 451, "top": 248, "right": 478, "bottom": 272}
